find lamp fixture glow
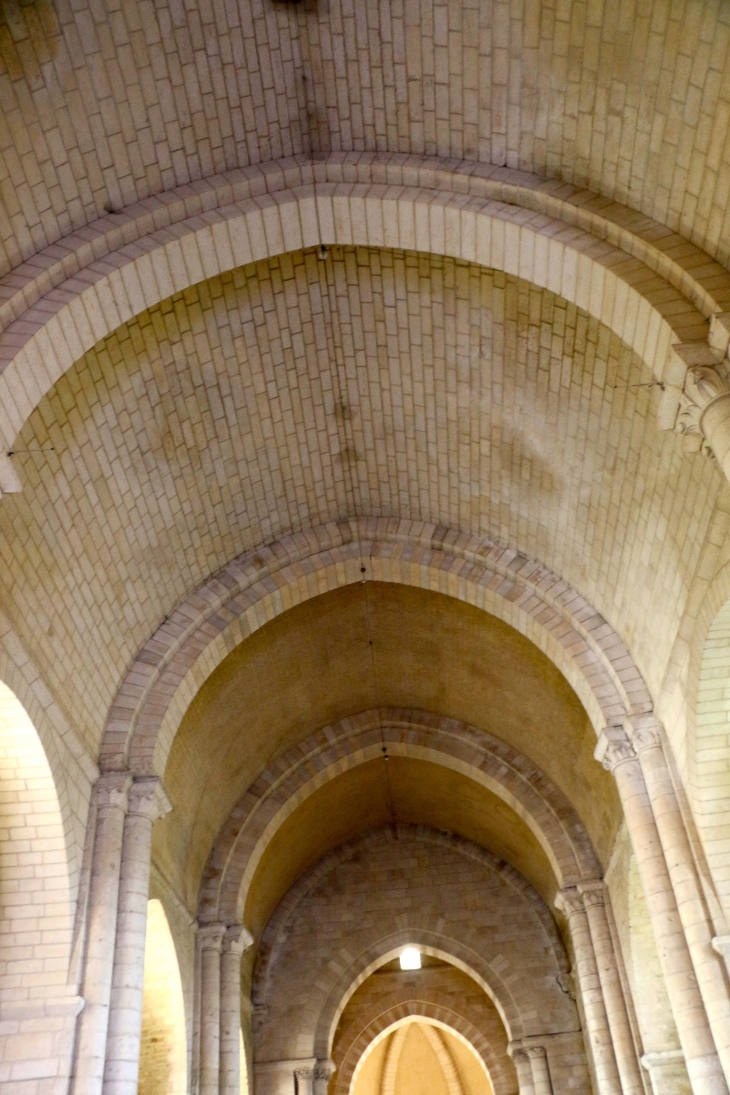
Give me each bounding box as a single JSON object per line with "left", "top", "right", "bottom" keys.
{"left": 399, "top": 947, "right": 421, "bottom": 970}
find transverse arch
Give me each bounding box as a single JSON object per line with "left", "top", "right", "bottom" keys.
{"left": 1, "top": 153, "right": 725, "bottom": 477}
{"left": 197, "top": 708, "right": 600, "bottom": 927}
{"left": 336, "top": 1011, "right": 511, "bottom": 1095}
{"left": 98, "top": 518, "right": 653, "bottom": 779}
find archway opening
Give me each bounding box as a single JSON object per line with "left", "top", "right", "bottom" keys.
{"left": 330, "top": 950, "right": 513, "bottom": 1095}
{"left": 0, "top": 678, "right": 71, "bottom": 1002}
{"left": 0, "top": 678, "right": 75, "bottom": 1090}
{"left": 351, "top": 1018, "right": 493, "bottom": 1095}
{"left": 139, "top": 898, "right": 187, "bottom": 1095}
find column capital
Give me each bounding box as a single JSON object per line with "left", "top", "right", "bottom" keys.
{"left": 197, "top": 922, "right": 226, "bottom": 951}
{"left": 95, "top": 770, "right": 133, "bottom": 812}
{"left": 252, "top": 1004, "right": 268, "bottom": 1031}
{"left": 128, "top": 776, "right": 172, "bottom": 821}
{"left": 594, "top": 725, "right": 636, "bottom": 772}
{"left": 507, "top": 1041, "right": 530, "bottom": 1063}
{"left": 640, "top": 1049, "right": 684, "bottom": 1072}
{"left": 624, "top": 714, "right": 664, "bottom": 755}
{"left": 525, "top": 1046, "right": 547, "bottom": 1060}
{"left": 658, "top": 340, "right": 729, "bottom": 451}
{"left": 222, "top": 924, "right": 254, "bottom": 955}
{"left": 577, "top": 879, "right": 607, "bottom": 908}
{"left": 314, "top": 1060, "right": 336, "bottom": 1081}
{"left": 554, "top": 886, "right": 585, "bottom": 918}
{"left": 677, "top": 362, "right": 730, "bottom": 452}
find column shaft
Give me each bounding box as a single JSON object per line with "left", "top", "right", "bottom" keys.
{"left": 580, "top": 883, "right": 644, "bottom": 1095}
{"left": 220, "top": 926, "right": 253, "bottom": 1095}
{"left": 598, "top": 731, "right": 727, "bottom": 1095}
{"left": 556, "top": 889, "right": 622, "bottom": 1095}
{"left": 510, "top": 1049, "right": 536, "bottom": 1095}
{"left": 103, "top": 778, "right": 171, "bottom": 1095}
{"left": 632, "top": 721, "right": 730, "bottom": 1083}
{"left": 199, "top": 924, "right": 226, "bottom": 1095}
{"left": 527, "top": 1047, "right": 553, "bottom": 1095}
{"left": 72, "top": 772, "right": 132, "bottom": 1095}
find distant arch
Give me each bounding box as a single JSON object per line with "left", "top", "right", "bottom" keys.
{"left": 198, "top": 709, "right": 600, "bottom": 927}
{"left": 253, "top": 826, "right": 577, "bottom": 1050}
{"left": 139, "top": 899, "right": 187, "bottom": 1095}
{"left": 0, "top": 679, "right": 74, "bottom": 1001}
{"left": 0, "top": 671, "right": 81, "bottom": 1095}
{"left": 335, "top": 1010, "right": 513, "bottom": 1095}
{"left": 99, "top": 518, "right": 654, "bottom": 781}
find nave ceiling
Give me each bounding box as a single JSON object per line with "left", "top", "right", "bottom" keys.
{"left": 0, "top": 248, "right": 724, "bottom": 770}
{"left": 2, "top": 0, "right": 730, "bottom": 274}
{"left": 3, "top": 2, "right": 730, "bottom": 1094}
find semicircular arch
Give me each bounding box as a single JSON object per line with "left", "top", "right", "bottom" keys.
{"left": 0, "top": 159, "right": 718, "bottom": 465}
{"left": 0, "top": 678, "right": 76, "bottom": 1013}
{"left": 252, "top": 826, "right": 577, "bottom": 1050}
{"left": 99, "top": 519, "right": 653, "bottom": 780}
{"left": 197, "top": 709, "right": 599, "bottom": 926}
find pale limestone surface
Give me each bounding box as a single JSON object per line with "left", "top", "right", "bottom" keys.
{"left": 3, "top": 2, "right": 730, "bottom": 1095}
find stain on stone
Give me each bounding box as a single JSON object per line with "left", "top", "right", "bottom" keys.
{"left": 0, "top": 0, "right": 60, "bottom": 88}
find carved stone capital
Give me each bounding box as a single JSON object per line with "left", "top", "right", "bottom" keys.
{"left": 675, "top": 362, "right": 730, "bottom": 453}
{"left": 95, "top": 770, "right": 133, "bottom": 813}
{"left": 556, "top": 971, "right": 576, "bottom": 1000}
{"left": 658, "top": 341, "right": 729, "bottom": 452}
{"left": 594, "top": 726, "right": 636, "bottom": 772}
{"left": 554, "top": 887, "right": 584, "bottom": 918}
{"left": 625, "top": 715, "right": 663, "bottom": 755}
{"left": 252, "top": 1004, "right": 268, "bottom": 1031}
{"left": 223, "top": 924, "right": 254, "bottom": 955}
{"left": 577, "top": 879, "right": 607, "bottom": 908}
{"left": 507, "top": 1043, "right": 530, "bottom": 1064}
{"left": 526, "top": 1045, "right": 547, "bottom": 1060}
{"left": 314, "top": 1060, "right": 336, "bottom": 1082}
{"left": 128, "top": 776, "right": 172, "bottom": 821}
{"left": 197, "top": 922, "right": 226, "bottom": 951}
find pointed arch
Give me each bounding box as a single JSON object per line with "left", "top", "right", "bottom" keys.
{"left": 337, "top": 1011, "right": 511, "bottom": 1095}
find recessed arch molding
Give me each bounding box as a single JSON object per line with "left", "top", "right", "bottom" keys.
{"left": 2, "top": 152, "right": 728, "bottom": 488}
{"left": 251, "top": 825, "right": 578, "bottom": 1051}
{"left": 197, "top": 707, "right": 600, "bottom": 925}
{"left": 333, "top": 1005, "right": 515, "bottom": 1095}
{"left": 98, "top": 518, "right": 653, "bottom": 778}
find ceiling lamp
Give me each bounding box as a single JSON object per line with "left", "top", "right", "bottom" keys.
{"left": 399, "top": 947, "right": 421, "bottom": 970}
